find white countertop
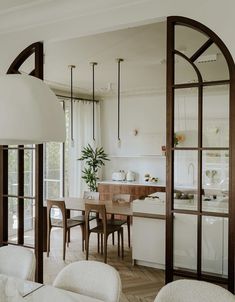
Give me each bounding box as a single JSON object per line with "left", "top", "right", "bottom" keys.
{"left": 133, "top": 197, "right": 228, "bottom": 214}
{"left": 98, "top": 180, "right": 165, "bottom": 187}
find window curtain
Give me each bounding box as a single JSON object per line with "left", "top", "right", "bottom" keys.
{"left": 68, "top": 101, "right": 101, "bottom": 197}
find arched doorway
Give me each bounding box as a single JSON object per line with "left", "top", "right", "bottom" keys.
{"left": 166, "top": 16, "right": 235, "bottom": 292}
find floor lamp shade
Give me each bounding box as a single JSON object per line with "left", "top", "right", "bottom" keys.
{"left": 0, "top": 74, "right": 66, "bottom": 144}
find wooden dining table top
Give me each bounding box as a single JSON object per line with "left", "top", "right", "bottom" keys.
{"left": 45, "top": 197, "right": 133, "bottom": 216}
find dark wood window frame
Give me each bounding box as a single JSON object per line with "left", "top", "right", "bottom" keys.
{"left": 166, "top": 16, "right": 235, "bottom": 293}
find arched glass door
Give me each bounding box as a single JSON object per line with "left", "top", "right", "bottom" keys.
{"left": 166, "top": 16, "right": 235, "bottom": 292}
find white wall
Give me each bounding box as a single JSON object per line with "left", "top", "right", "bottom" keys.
{"left": 100, "top": 93, "right": 166, "bottom": 182}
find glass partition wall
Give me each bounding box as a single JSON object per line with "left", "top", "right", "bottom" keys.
{"left": 166, "top": 16, "right": 235, "bottom": 292}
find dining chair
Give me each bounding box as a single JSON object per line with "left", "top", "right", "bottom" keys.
{"left": 47, "top": 200, "right": 84, "bottom": 260}
{"left": 109, "top": 194, "right": 131, "bottom": 248}
{"left": 154, "top": 279, "right": 235, "bottom": 302}
{"left": 0, "top": 245, "right": 35, "bottom": 281}
{"left": 53, "top": 260, "right": 122, "bottom": 302}
{"left": 72, "top": 191, "right": 100, "bottom": 221}
{"left": 71, "top": 191, "right": 100, "bottom": 248}
{"left": 85, "top": 203, "right": 124, "bottom": 263}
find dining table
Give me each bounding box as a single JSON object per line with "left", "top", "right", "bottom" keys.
{"left": 0, "top": 274, "right": 104, "bottom": 301}
{"left": 45, "top": 197, "right": 133, "bottom": 216}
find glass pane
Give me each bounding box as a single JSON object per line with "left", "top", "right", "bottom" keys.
{"left": 175, "top": 25, "right": 208, "bottom": 59}
{"left": 202, "top": 150, "right": 229, "bottom": 213}
{"left": 24, "top": 198, "right": 35, "bottom": 247}
{"left": 174, "top": 213, "right": 197, "bottom": 271}
{"left": 203, "top": 85, "right": 229, "bottom": 148}
{"left": 223, "top": 218, "right": 228, "bottom": 277}
{"left": 44, "top": 142, "right": 63, "bottom": 199}
{"left": 8, "top": 197, "right": 18, "bottom": 243}
{"left": 195, "top": 43, "right": 229, "bottom": 82}
{"left": 24, "top": 149, "right": 35, "bottom": 197}
{"left": 174, "top": 88, "right": 198, "bottom": 147}
{"left": 8, "top": 149, "right": 18, "bottom": 195}
{"left": 174, "top": 150, "right": 197, "bottom": 210}
{"left": 175, "top": 54, "right": 198, "bottom": 85}
{"left": 202, "top": 216, "right": 228, "bottom": 277}
{"left": 18, "top": 53, "right": 35, "bottom": 74}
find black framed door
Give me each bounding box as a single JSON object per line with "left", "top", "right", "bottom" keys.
{"left": 166, "top": 16, "right": 235, "bottom": 292}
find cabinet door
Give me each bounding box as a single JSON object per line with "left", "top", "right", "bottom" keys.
{"left": 133, "top": 217, "right": 165, "bottom": 266}
{"left": 174, "top": 214, "right": 197, "bottom": 270}
{"left": 202, "top": 216, "right": 223, "bottom": 275}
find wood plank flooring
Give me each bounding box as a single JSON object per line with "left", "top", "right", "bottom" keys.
{"left": 44, "top": 225, "right": 165, "bottom": 301}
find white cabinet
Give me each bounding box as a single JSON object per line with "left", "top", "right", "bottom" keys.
{"left": 132, "top": 198, "right": 228, "bottom": 274}
{"left": 174, "top": 213, "right": 228, "bottom": 276}
{"left": 174, "top": 213, "right": 197, "bottom": 270}
{"left": 132, "top": 199, "right": 165, "bottom": 269}
{"left": 202, "top": 216, "right": 223, "bottom": 275}
{"left": 133, "top": 216, "right": 165, "bottom": 269}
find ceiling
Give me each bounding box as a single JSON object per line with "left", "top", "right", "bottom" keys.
{"left": 43, "top": 21, "right": 166, "bottom": 98}
{"left": 19, "top": 20, "right": 228, "bottom": 99}
{"left": 0, "top": 0, "right": 39, "bottom": 11}
{"left": 0, "top": 0, "right": 143, "bottom": 35}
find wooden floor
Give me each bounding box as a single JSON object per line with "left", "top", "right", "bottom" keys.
{"left": 44, "top": 225, "right": 165, "bottom": 301}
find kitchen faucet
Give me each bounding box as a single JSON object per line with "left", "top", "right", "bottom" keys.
{"left": 188, "top": 162, "right": 195, "bottom": 185}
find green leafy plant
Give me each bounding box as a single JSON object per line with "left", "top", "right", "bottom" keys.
{"left": 78, "top": 144, "right": 110, "bottom": 191}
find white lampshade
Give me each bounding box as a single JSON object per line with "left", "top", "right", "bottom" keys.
{"left": 0, "top": 74, "right": 66, "bottom": 144}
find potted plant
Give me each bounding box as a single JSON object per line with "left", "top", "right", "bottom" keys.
{"left": 78, "top": 144, "right": 109, "bottom": 191}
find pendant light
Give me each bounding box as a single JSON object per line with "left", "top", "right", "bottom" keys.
{"left": 0, "top": 74, "right": 65, "bottom": 144}
{"left": 68, "top": 65, "right": 75, "bottom": 145}
{"left": 90, "top": 62, "right": 97, "bottom": 141}
{"left": 116, "top": 58, "right": 124, "bottom": 146}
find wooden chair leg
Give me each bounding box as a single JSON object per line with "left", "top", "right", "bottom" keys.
{"left": 121, "top": 228, "right": 124, "bottom": 259}
{"left": 111, "top": 214, "right": 115, "bottom": 245}
{"left": 101, "top": 234, "right": 103, "bottom": 255}
{"left": 127, "top": 216, "right": 131, "bottom": 248}
{"left": 67, "top": 210, "right": 71, "bottom": 243}
{"left": 96, "top": 212, "right": 99, "bottom": 224}
{"left": 63, "top": 228, "right": 67, "bottom": 261}
{"left": 47, "top": 226, "right": 51, "bottom": 257}
{"left": 104, "top": 235, "right": 108, "bottom": 263}
{"left": 67, "top": 230, "right": 69, "bottom": 247}
{"left": 81, "top": 224, "right": 85, "bottom": 252}
{"left": 86, "top": 232, "right": 90, "bottom": 260}
{"left": 117, "top": 231, "right": 120, "bottom": 257}
{"left": 97, "top": 234, "right": 100, "bottom": 253}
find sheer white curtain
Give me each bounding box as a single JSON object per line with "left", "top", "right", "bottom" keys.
{"left": 68, "top": 101, "right": 101, "bottom": 197}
